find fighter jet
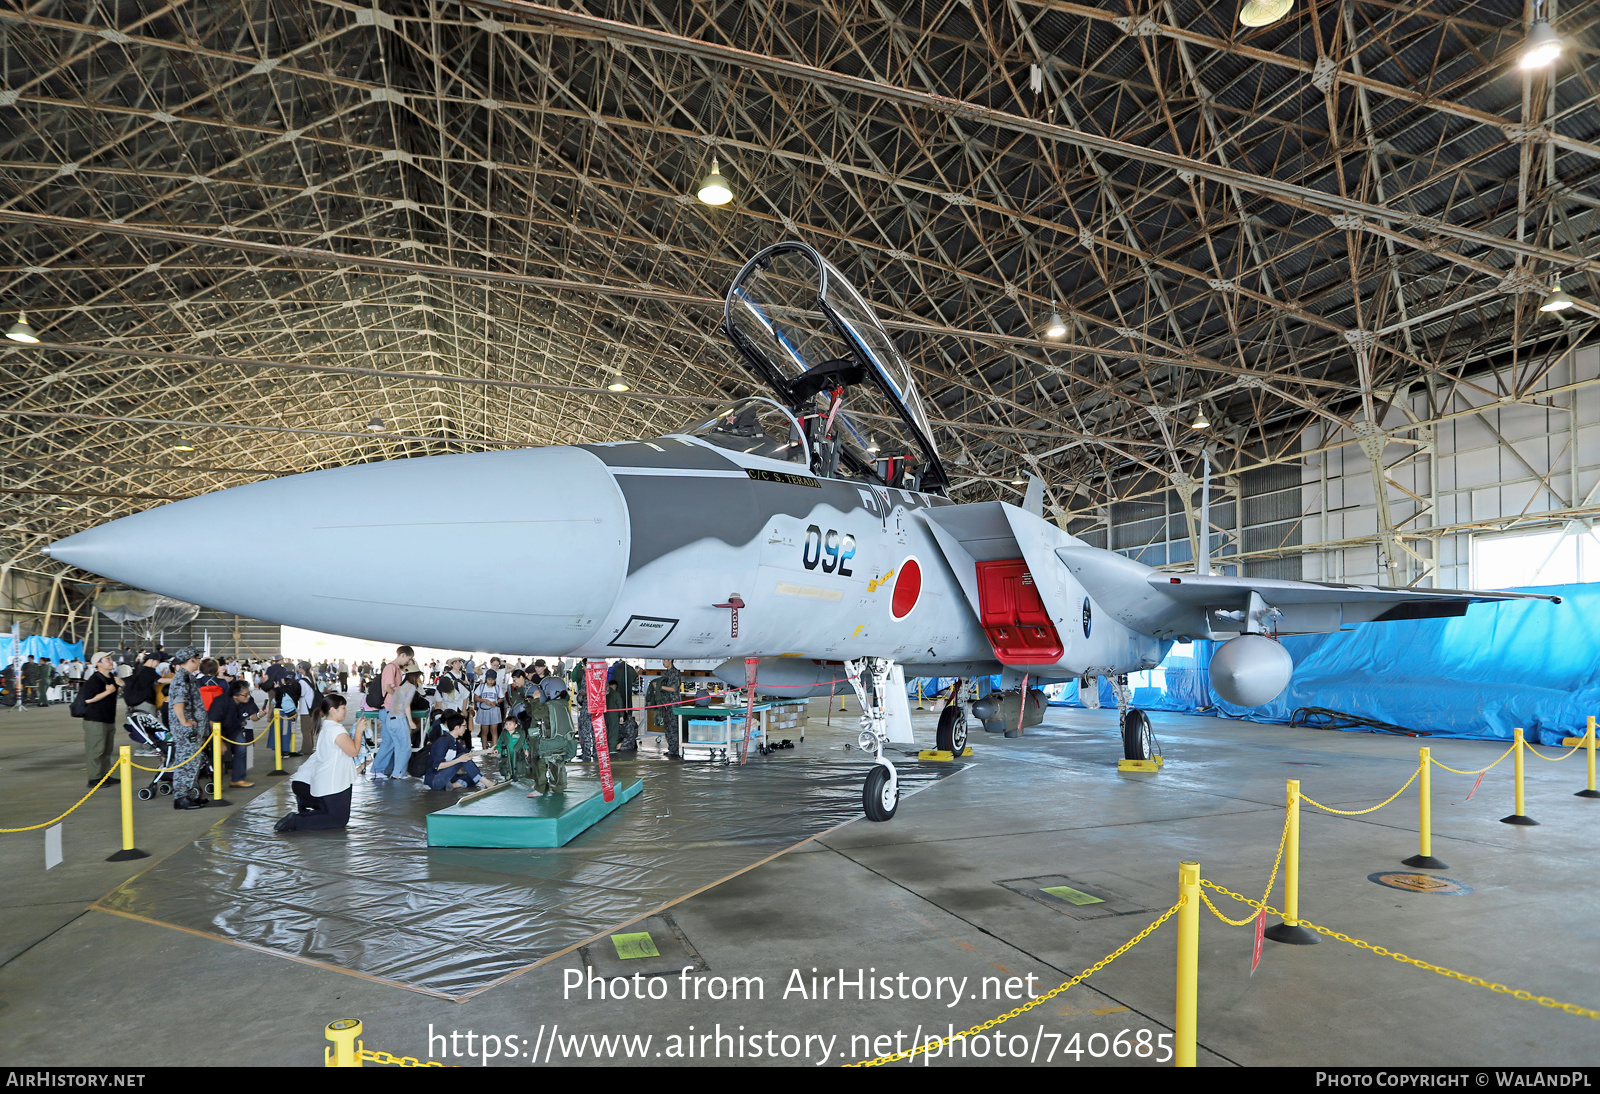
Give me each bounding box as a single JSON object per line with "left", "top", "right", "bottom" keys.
{"left": 44, "top": 242, "right": 1558, "bottom": 821}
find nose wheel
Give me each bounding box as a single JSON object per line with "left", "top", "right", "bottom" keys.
{"left": 862, "top": 763, "right": 899, "bottom": 821}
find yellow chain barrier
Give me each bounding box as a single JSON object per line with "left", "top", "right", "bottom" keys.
{"left": 1201, "top": 804, "right": 1292, "bottom": 926}
{"left": 1298, "top": 763, "right": 1419, "bottom": 815}
{"left": 0, "top": 766, "right": 117, "bottom": 833}
{"left": 846, "top": 897, "right": 1186, "bottom": 1067}
{"left": 355, "top": 1049, "right": 444, "bottom": 1068}
{"left": 1429, "top": 741, "right": 1516, "bottom": 776}
{"left": 1200, "top": 880, "right": 1600, "bottom": 1021}
{"left": 1523, "top": 739, "right": 1583, "bottom": 762}
{"left": 130, "top": 727, "right": 220, "bottom": 772}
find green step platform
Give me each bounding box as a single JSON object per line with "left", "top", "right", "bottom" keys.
{"left": 425, "top": 776, "right": 644, "bottom": 848}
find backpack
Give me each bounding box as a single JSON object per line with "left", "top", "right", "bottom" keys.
{"left": 365, "top": 673, "right": 385, "bottom": 710}
{"left": 69, "top": 678, "right": 91, "bottom": 719}
{"left": 280, "top": 677, "right": 302, "bottom": 705}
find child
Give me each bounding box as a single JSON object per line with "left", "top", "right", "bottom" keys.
{"left": 423, "top": 712, "right": 492, "bottom": 791}
{"left": 473, "top": 668, "right": 503, "bottom": 749}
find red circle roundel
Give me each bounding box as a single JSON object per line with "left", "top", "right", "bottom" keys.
{"left": 891, "top": 557, "right": 922, "bottom": 619}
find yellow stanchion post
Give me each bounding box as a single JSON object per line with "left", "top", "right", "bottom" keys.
{"left": 269, "top": 710, "right": 288, "bottom": 776}
{"left": 1174, "top": 861, "right": 1199, "bottom": 1068}
{"left": 1402, "top": 746, "right": 1448, "bottom": 869}
{"left": 210, "top": 723, "right": 233, "bottom": 807}
{"left": 1578, "top": 716, "right": 1599, "bottom": 800}
{"left": 840, "top": 692, "right": 848, "bottom": 712}
{"left": 915, "top": 681, "right": 923, "bottom": 710}
{"left": 1265, "top": 779, "right": 1319, "bottom": 944}
{"left": 325, "top": 1019, "right": 363, "bottom": 1067}
{"left": 1501, "top": 727, "right": 1539, "bottom": 826}
{"left": 105, "top": 746, "right": 150, "bottom": 862}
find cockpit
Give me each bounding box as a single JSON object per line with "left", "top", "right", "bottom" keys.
{"left": 705, "top": 243, "right": 948, "bottom": 495}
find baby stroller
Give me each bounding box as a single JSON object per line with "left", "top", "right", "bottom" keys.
{"left": 124, "top": 710, "right": 211, "bottom": 802}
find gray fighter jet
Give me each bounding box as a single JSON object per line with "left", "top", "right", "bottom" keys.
{"left": 45, "top": 242, "right": 1557, "bottom": 821}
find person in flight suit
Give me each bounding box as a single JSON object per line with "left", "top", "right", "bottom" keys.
{"left": 645, "top": 660, "right": 684, "bottom": 759}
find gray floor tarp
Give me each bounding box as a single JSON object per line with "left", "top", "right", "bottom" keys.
{"left": 95, "top": 756, "right": 960, "bottom": 999}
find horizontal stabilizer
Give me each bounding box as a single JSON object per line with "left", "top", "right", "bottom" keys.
{"left": 1057, "top": 546, "right": 1559, "bottom": 638}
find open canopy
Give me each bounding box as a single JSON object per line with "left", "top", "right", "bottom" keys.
{"left": 723, "top": 243, "right": 948, "bottom": 493}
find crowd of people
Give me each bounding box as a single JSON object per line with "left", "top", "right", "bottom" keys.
{"left": 55, "top": 642, "right": 697, "bottom": 832}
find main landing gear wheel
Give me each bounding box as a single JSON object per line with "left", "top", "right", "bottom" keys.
{"left": 935, "top": 705, "right": 968, "bottom": 754}
{"left": 1121, "top": 709, "right": 1154, "bottom": 761}
{"left": 863, "top": 765, "right": 899, "bottom": 822}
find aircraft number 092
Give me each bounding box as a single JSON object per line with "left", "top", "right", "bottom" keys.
{"left": 803, "top": 525, "right": 856, "bottom": 576}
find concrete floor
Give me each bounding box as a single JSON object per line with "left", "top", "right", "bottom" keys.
{"left": 1, "top": 696, "right": 1597, "bottom": 1067}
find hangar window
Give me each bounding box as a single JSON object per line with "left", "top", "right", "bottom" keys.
{"left": 1471, "top": 527, "right": 1600, "bottom": 589}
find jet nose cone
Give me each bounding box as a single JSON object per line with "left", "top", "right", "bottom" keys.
{"left": 45, "top": 446, "right": 630, "bottom": 652}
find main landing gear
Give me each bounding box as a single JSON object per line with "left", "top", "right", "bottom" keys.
{"left": 845, "top": 657, "right": 899, "bottom": 821}
{"left": 1111, "top": 673, "right": 1157, "bottom": 761}
{"left": 935, "top": 696, "right": 968, "bottom": 755}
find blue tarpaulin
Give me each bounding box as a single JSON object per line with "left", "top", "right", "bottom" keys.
{"left": 1212, "top": 583, "right": 1589, "bottom": 744}
{"left": 0, "top": 636, "right": 84, "bottom": 665}
{"left": 1046, "top": 582, "right": 1589, "bottom": 744}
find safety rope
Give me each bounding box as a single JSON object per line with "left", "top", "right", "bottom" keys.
{"left": 0, "top": 766, "right": 117, "bottom": 833}
{"left": 1297, "top": 764, "right": 1420, "bottom": 816}
{"left": 846, "top": 897, "right": 1185, "bottom": 1067}
{"left": 1429, "top": 742, "right": 1517, "bottom": 776}
{"left": 354, "top": 1049, "right": 444, "bottom": 1068}
{"left": 1200, "top": 880, "right": 1600, "bottom": 1021}
{"left": 1200, "top": 801, "right": 1292, "bottom": 926}
{"left": 1523, "top": 739, "right": 1584, "bottom": 762}
{"left": 130, "top": 727, "right": 220, "bottom": 772}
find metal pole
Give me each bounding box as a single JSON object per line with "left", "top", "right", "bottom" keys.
{"left": 1198, "top": 450, "right": 1211, "bottom": 575}
{"left": 1175, "top": 860, "right": 1199, "bottom": 1068}
{"left": 1266, "top": 780, "right": 1319, "bottom": 944}
{"left": 269, "top": 710, "right": 288, "bottom": 776}
{"left": 1502, "top": 727, "right": 1539, "bottom": 825}
{"left": 210, "top": 723, "right": 231, "bottom": 806}
{"left": 324, "top": 1019, "right": 363, "bottom": 1067}
{"left": 1578, "top": 715, "right": 1599, "bottom": 799}
{"left": 1403, "top": 748, "right": 1447, "bottom": 868}
{"left": 106, "top": 746, "right": 149, "bottom": 862}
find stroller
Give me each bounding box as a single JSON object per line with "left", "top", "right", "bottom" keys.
{"left": 124, "top": 710, "right": 211, "bottom": 802}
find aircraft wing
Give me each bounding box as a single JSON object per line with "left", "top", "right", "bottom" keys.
{"left": 1056, "top": 546, "right": 1561, "bottom": 638}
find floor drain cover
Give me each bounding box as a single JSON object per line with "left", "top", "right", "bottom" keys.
{"left": 1368, "top": 872, "right": 1472, "bottom": 895}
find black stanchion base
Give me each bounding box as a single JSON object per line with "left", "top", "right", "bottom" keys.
{"left": 1576, "top": 789, "right": 1600, "bottom": 798}
{"left": 1264, "top": 922, "right": 1320, "bottom": 945}
{"left": 1401, "top": 854, "right": 1449, "bottom": 869}
{"left": 268, "top": 769, "right": 288, "bottom": 776}
{"left": 1500, "top": 813, "right": 1540, "bottom": 825}
{"left": 106, "top": 848, "right": 151, "bottom": 862}
{"left": 211, "top": 797, "right": 233, "bottom": 807}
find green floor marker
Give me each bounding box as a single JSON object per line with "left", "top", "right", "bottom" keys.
{"left": 611, "top": 932, "right": 661, "bottom": 960}
{"left": 1041, "top": 885, "right": 1104, "bottom": 906}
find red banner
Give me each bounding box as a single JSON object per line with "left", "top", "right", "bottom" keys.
{"left": 1250, "top": 908, "right": 1265, "bottom": 975}
{"left": 586, "top": 661, "right": 614, "bottom": 802}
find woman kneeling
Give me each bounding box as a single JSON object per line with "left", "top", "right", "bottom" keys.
{"left": 276, "top": 694, "right": 358, "bottom": 832}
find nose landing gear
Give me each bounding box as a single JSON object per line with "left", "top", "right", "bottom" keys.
{"left": 845, "top": 657, "right": 900, "bottom": 822}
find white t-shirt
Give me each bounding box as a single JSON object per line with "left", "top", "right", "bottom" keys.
{"left": 296, "top": 719, "right": 356, "bottom": 799}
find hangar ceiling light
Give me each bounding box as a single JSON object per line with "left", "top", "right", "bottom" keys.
{"left": 6, "top": 312, "right": 39, "bottom": 343}
{"left": 1044, "top": 304, "right": 1066, "bottom": 339}
{"left": 697, "top": 159, "right": 732, "bottom": 207}
{"left": 1520, "top": 18, "right": 1562, "bottom": 70}
{"left": 1539, "top": 283, "right": 1576, "bottom": 313}
{"left": 366, "top": 413, "right": 386, "bottom": 432}
{"left": 1239, "top": 0, "right": 1294, "bottom": 28}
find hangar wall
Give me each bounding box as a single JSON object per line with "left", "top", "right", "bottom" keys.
{"left": 1299, "top": 345, "right": 1600, "bottom": 590}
